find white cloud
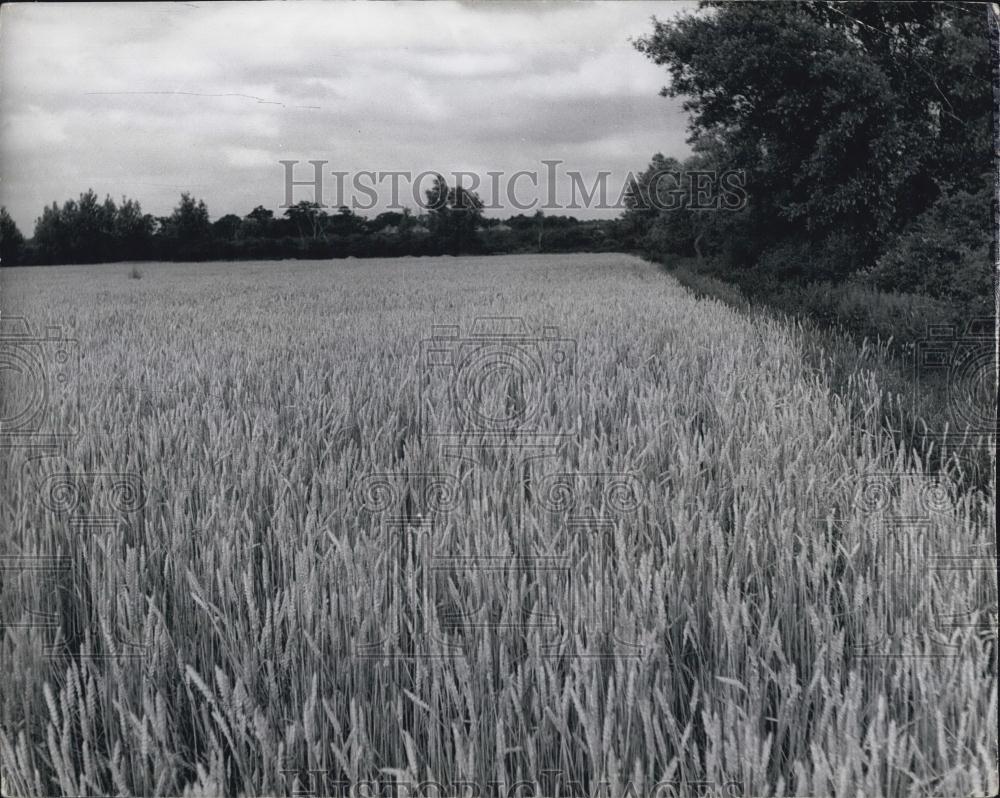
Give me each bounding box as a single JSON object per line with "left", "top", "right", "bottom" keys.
{"left": 223, "top": 146, "right": 280, "bottom": 169}
{"left": 2, "top": 105, "right": 69, "bottom": 147}
{"left": 0, "top": 1, "right": 696, "bottom": 231}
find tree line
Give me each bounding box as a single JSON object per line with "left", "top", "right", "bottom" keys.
{"left": 2, "top": 0, "right": 992, "bottom": 318}
{"left": 0, "top": 175, "right": 626, "bottom": 266}
{"left": 621, "top": 1, "right": 994, "bottom": 317}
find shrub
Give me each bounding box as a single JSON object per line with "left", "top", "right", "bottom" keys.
{"left": 866, "top": 185, "right": 993, "bottom": 311}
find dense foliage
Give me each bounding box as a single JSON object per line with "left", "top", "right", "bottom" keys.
{"left": 0, "top": 207, "right": 26, "bottom": 267}
{"left": 1, "top": 179, "right": 627, "bottom": 267}
{"left": 629, "top": 1, "right": 994, "bottom": 316}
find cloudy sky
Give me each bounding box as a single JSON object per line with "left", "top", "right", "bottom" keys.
{"left": 0, "top": 1, "right": 696, "bottom": 231}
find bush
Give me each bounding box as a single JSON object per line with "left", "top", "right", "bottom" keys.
{"left": 657, "top": 256, "right": 977, "bottom": 356}
{"left": 866, "top": 185, "right": 993, "bottom": 312}
{"left": 669, "top": 264, "right": 750, "bottom": 311}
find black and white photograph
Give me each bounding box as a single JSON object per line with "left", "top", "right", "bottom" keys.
{"left": 0, "top": 1, "right": 997, "bottom": 796}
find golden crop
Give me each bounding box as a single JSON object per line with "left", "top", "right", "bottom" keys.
{"left": 0, "top": 254, "right": 995, "bottom": 797}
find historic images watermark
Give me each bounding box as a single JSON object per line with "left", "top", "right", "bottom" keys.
{"left": 279, "top": 766, "right": 745, "bottom": 798}
{"left": 910, "top": 318, "right": 996, "bottom": 448}
{"left": 9, "top": 466, "right": 152, "bottom": 663}
{"left": 840, "top": 469, "right": 997, "bottom": 660}
{"left": 0, "top": 317, "right": 79, "bottom": 451}
{"left": 278, "top": 161, "right": 748, "bottom": 213}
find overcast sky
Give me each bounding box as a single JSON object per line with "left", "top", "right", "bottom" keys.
{"left": 0, "top": 1, "right": 696, "bottom": 231}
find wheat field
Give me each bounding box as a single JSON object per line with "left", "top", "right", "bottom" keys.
{"left": 0, "top": 253, "right": 996, "bottom": 797}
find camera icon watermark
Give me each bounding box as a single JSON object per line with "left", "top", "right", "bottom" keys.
{"left": 418, "top": 317, "right": 576, "bottom": 455}
{"left": 275, "top": 767, "right": 745, "bottom": 797}
{"left": 348, "top": 465, "right": 649, "bottom": 661}
{"left": 415, "top": 469, "right": 650, "bottom": 661}
{"left": 846, "top": 471, "right": 997, "bottom": 660}
{"left": 529, "top": 471, "right": 648, "bottom": 659}
{"left": 912, "top": 318, "right": 996, "bottom": 446}
{"left": 353, "top": 470, "right": 463, "bottom": 529}
{"left": 0, "top": 317, "right": 79, "bottom": 450}
{"left": 39, "top": 471, "right": 147, "bottom": 536}
{"left": 350, "top": 470, "right": 467, "bottom": 660}
{"left": 0, "top": 554, "right": 72, "bottom": 638}
{"left": 13, "top": 468, "right": 152, "bottom": 662}
{"left": 109, "top": 377, "right": 228, "bottom": 414}
{"left": 536, "top": 471, "right": 646, "bottom": 519}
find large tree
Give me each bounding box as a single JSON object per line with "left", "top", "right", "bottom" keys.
{"left": 0, "top": 207, "right": 25, "bottom": 267}
{"left": 113, "top": 197, "right": 155, "bottom": 260}
{"left": 160, "top": 193, "right": 211, "bottom": 241}
{"left": 283, "top": 201, "right": 327, "bottom": 241}
{"left": 32, "top": 189, "right": 119, "bottom": 264}
{"left": 634, "top": 1, "right": 993, "bottom": 280}
{"left": 157, "top": 193, "right": 213, "bottom": 260}
{"left": 425, "top": 175, "right": 484, "bottom": 254}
